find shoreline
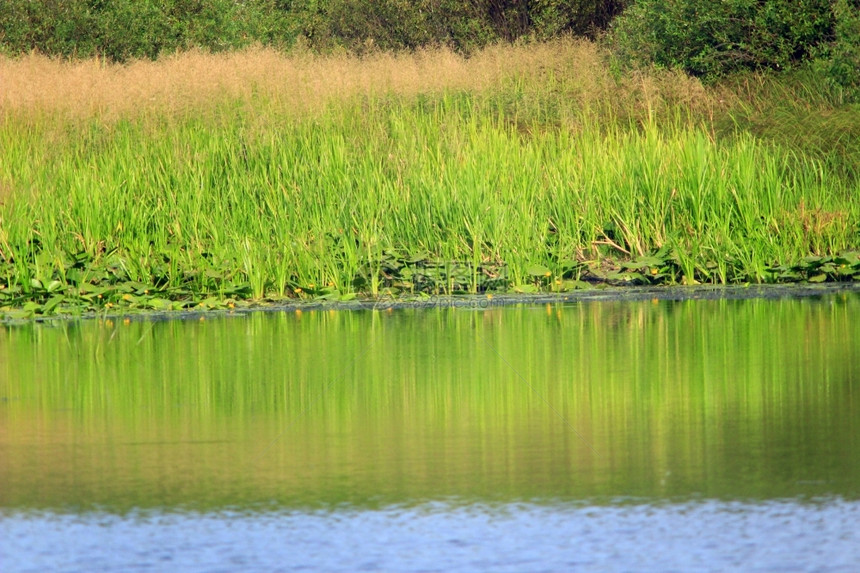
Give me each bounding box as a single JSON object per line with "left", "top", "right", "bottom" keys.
{"left": 6, "top": 282, "right": 860, "bottom": 326}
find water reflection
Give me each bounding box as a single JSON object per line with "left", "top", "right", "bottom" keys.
{"left": 1, "top": 295, "right": 859, "bottom": 512}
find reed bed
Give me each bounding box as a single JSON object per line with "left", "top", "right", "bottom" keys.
{"left": 0, "top": 39, "right": 858, "bottom": 315}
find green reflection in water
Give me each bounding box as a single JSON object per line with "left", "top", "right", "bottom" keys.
{"left": 1, "top": 295, "right": 859, "bottom": 512}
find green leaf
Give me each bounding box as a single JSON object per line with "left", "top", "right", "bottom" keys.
{"left": 3, "top": 309, "right": 33, "bottom": 320}
{"left": 779, "top": 271, "right": 803, "bottom": 280}
{"left": 562, "top": 280, "right": 592, "bottom": 291}
{"left": 623, "top": 256, "right": 665, "bottom": 270}
{"left": 525, "top": 264, "right": 551, "bottom": 277}
{"left": 196, "top": 297, "right": 222, "bottom": 309}
{"left": 621, "top": 260, "right": 648, "bottom": 270}
{"left": 808, "top": 274, "right": 828, "bottom": 283}
{"left": 43, "top": 295, "right": 65, "bottom": 314}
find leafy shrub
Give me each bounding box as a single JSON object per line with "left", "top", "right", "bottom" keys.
{"left": 0, "top": 0, "right": 95, "bottom": 58}
{"left": 0, "top": 0, "right": 258, "bottom": 61}
{"left": 0, "top": 0, "right": 630, "bottom": 60}
{"left": 609, "top": 0, "right": 836, "bottom": 79}
{"left": 263, "top": 0, "right": 492, "bottom": 53}
{"left": 821, "top": 0, "right": 860, "bottom": 98}
{"left": 269, "top": 0, "right": 632, "bottom": 53}
{"left": 528, "top": 0, "right": 629, "bottom": 39}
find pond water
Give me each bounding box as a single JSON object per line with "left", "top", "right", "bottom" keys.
{"left": 1, "top": 294, "right": 859, "bottom": 571}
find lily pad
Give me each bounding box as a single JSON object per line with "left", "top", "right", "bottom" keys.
{"left": 525, "top": 264, "right": 551, "bottom": 278}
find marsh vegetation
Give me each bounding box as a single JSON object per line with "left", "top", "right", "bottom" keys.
{"left": 0, "top": 2, "right": 858, "bottom": 318}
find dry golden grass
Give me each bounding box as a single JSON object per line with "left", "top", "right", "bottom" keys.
{"left": 0, "top": 38, "right": 715, "bottom": 122}
{"left": 0, "top": 42, "right": 547, "bottom": 120}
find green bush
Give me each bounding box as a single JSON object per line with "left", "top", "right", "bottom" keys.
{"left": 0, "top": 0, "right": 258, "bottom": 61}
{"left": 529, "top": 0, "right": 629, "bottom": 39}
{"left": 609, "top": 0, "right": 836, "bottom": 78}
{"left": 0, "top": 0, "right": 630, "bottom": 60}
{"left": 263, "top": 0, "right": 489, "bottom": 53}
{"left": 822, "top": 0, "right": 860, "bottom": 97}
{"left": 0, "top": 0, "right": 94, "bottom": 57}
{"left": 268, "top": 0, "right": 631, "bottom": 53}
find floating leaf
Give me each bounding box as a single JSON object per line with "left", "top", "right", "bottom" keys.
{"left": 3, "top": 309, "right": 33, "bottom": 320}
{"left": 317, "top": 291, "right": 342, "bottom": 301}
{"left": 626, "top": 256, "right": 665, "bottom": 270}
{"left": 561, "top": 280, "right": 592, "bottom": 291}
{"left": 779, "top": 271, "right": 803, "bottom": 281}
{"left": 621, "top": 261, "right": 648, "bottom": 270}
{"left": 525, "top": 264, "right": 551, "bottom": 277}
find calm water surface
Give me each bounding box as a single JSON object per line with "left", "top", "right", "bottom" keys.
{"left": 1, "top": 295, "right": 859, "bottom": 571}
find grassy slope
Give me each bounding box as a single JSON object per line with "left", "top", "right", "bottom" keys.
{"left": 0, "top": 39, "right": 858, "bottom": 316}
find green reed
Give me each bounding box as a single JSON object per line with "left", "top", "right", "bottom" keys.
{"left": 1, "top": 82, "right": 858, "bottom": 313}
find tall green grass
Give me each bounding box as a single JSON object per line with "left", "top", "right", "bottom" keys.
{"left": 1, "top": 42, "right": 859, "bottom": 313}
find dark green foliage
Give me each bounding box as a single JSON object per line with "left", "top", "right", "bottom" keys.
{"left": 0, "top": 0, "right": 263, "bottom": 61}
{"left": 2, "top": 0, "right": 853, "bottom": 74}
{"left": 261, "top": 0, "right": 630, "bottom": 50}
{"left": 821, "top": 0, "right": 860, "bottom": 97}
{"left": 0, "top": 0, "right": 630, "bottom": 60}
{"left": 0, "top": 0, "right": 94, "bottom": 57}
{"left": 610, "top": 0, "right": 835, "bottom": 78}
{"left": 528, "top": 0, "right": 628, "bottom": 39}
{"left": 259, "top": 0, "right": 493, "bottom": 53}
{"left": 609, "top": 0, "right": 860, "bottom": 97}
